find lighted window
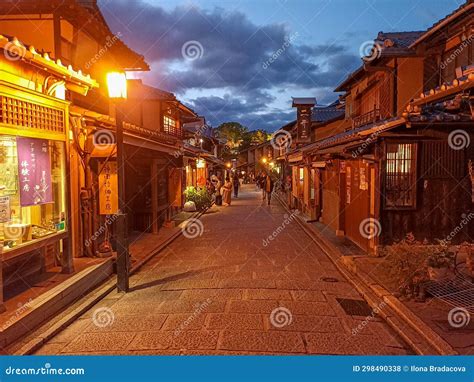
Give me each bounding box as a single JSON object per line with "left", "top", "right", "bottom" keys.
{"left": 163, "top": 115, "right": 177, "bottom": 135}
{"left": 384, "top": 142, "right": 417, "bottom": 208}
{"left": 0, "top": 136, "right": 67, "bottom": 252}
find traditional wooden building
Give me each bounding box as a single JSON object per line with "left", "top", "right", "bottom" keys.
{"left": 287, "top": 1, "right": 474, "bottom": 254}
{"left": 0, "top": 35, "right": 97, "bottom": 311}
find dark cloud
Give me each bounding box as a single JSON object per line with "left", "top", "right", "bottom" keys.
{"left": 99, "top": 0, "right": 360, "bottom": 131}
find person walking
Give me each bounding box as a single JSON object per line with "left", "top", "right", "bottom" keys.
{"left": 263, "top": 173, "right": 274, "bottom": 206}
{"left": 233, "top": 173, "right": 240, "bottom": 198}
{"left": 222, "top": 176, "right": 232, "bottom": 206}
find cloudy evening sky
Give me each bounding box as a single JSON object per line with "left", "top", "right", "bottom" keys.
{"left": 99, "top": 0, "right": 460, "bottom": 131}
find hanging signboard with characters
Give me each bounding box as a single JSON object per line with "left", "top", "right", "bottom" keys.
{"left": 16, "top": 137, "right": 53, "bottom": 206}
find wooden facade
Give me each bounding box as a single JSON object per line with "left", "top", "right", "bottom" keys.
{"left": 281, "top": 2, "right": 474, "bottom": 255}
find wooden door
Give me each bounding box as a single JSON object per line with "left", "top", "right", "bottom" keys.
{"left": 344, "top": 160, "right": 371, "bottom": 251}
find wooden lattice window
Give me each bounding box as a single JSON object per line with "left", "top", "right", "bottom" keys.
{"left": 163, "top": 115, "right": 177, "bottom": 134}
{"left": 384, "top": 142, "right": 417, "bottom": 209}
{"left": 0, "top": 95, "right": 65, "bottom": 133}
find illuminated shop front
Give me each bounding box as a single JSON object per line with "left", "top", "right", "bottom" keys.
{"left": 0, "top": 136, "right": 67, "bottom": 251}
{"left": 0, "top": 35, "right": 97, "bottom": 310}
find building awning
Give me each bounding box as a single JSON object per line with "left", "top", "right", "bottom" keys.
{"left": 312, "top": 161, "right": 326, "bottom": 168}
{"left": 124, "top": 134, "right": 180, "bottom": 155}
{"left": 288, "top": 152, "right": 303, "bottom": 163}
{"left": 0, "top": 35, "right": 98, "bottom": 94}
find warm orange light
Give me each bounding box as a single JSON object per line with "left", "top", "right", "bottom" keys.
{"left": 269, "top": 162, "right": 275, "bottom": 167}
{"left": 262, "top": 158, "right": 267, "bottom": 164}
{"left": 226, "top": 162, "right": 231, "bottom": 168}
{"left": 107, "top": 72, "right": 127, "bottom": 99}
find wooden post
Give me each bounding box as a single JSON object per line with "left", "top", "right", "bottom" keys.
{"left": 151, "top": 159, "right": 159, "bottom": 234}
{"left": 62, "top": 108, "right": 74, "bottom": 273}
{"left": 115, "top": 104, "right": 129, "bottom": 292}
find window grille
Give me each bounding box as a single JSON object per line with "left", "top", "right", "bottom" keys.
{"left": 384, "top": 142, "right": 417, "bottom": 208}
{"left": 0, "top": 95, "right": 65, "bottom": 134}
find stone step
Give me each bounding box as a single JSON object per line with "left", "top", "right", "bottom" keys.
{"left": 0, "top": 259, "right": 113, "bottom": 348}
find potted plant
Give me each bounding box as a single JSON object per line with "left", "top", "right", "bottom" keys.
{"left": 426, "top": 251, "right": 452, "bottom": 281}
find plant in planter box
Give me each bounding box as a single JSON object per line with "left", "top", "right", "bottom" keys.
{"left": 426, "top": 246, "right": 453, "bottom": 281}
{"left": 184, "top": 186, "right": 212, "bottom": 211}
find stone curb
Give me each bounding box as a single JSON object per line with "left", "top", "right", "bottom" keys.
{"left": 13, "top": 207, "right": 210, "bottom": 355}
{"left": 274, "top": 193, "right": 457, "bottom": 355}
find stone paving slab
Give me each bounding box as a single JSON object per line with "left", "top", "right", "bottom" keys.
{"left": 33, "top": 185, "right": 410, "bottom": 355}
{"left": 218, "top": 330, "right": 306, "bottom": 353}
{"left": 207, "top": 314, "right": 264, "bottom": 330}
{"left": 128, "top": 330, "right": 219, "bottom": 351}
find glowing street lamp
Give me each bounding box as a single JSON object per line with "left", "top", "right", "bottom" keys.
{"left": 261, "top": 157, "right": 267, "bottom": 164}
{"left": 106, "top": 72, "right": 127, "bottom": 99}
{"left": 107, "top": 71, "right": 129, "bottom": 292}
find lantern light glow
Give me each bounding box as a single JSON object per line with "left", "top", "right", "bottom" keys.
{"left": 107, "top": 72, "right": 127, "bottom": 99}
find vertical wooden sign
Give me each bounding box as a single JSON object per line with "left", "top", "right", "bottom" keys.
{"left": 99, "top": 161, "right": 119, "bottom": 215}
{"left": 296, "top": 106, "right": 312, "bottom": 143}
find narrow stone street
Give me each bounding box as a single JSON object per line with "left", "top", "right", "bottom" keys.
{"left": 35, "top": 185, "right": 410, "bottom": 355}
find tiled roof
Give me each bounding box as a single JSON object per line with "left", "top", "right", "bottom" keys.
{"left": 292, "top": 97, "right": 316, "bottom": 106}
{"left": 302, "top": 117, "right": 405, "bottom": 154}
{"left": 127, "top": 80, "right": 174, "bottom": 100}
{"left": 0, "top": 34, "right": 98, "bottom": 89}
{"left": 0, "top": 0, "right": 149, "bottom": 71}
{"left": 311, "top": 106, "right": 345, "bottom": 123}
{"left": 410, "top": 1, "right": 474, "bottom": 47}
{"left": 376, "top": 31, "right": 425, "bottom": 48}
